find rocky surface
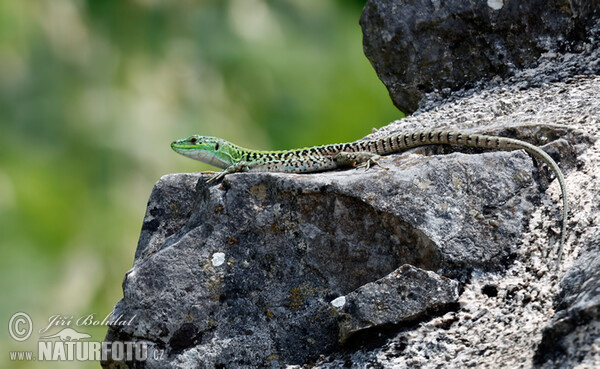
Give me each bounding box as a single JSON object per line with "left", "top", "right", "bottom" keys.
{"left": 535, "top": 228, "right": 600, "bottom": 366}
{"left": 103, "top": 1, "right": 600, "bottom": 368}
{"left": 103, "top": 142, "right": 544, "bottom": 368}
{"left": 334, "top": 264, "right": 460, "bottom": 343}
{"left": 361, "top": 0, "right": 600, "bottom": 113}
{"left": 308, "top": 76, "right": 600, "bottom": 369}
{"left": 103, "top": 76, "right": 600, "bottom": 367}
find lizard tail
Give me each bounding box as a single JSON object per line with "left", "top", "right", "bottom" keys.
{"left": 500, "top": 137, "right": 568, "bottom": 263}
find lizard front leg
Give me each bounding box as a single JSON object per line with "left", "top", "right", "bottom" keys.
{"left": 206, "top": 161, "right": 250, "bottom": 183}
{"left": 334, "top": 152, "right": 388, "bottom": 170}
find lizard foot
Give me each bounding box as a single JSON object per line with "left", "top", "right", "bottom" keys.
{"left": 355, "top": 155, "right": 388, "bottom": 171}
{"left": 206, "top": 172, "right": 226, "bottom": 183}
{"left": 334, "top": 152, "right": 388, "bottom": 171}
{"left": 205, "top": 161, "right": 250, "bottom": 184}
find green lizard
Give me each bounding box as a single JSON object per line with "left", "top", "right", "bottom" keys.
{"left": 171, "top": 130, "right": 568, "bottom": 262}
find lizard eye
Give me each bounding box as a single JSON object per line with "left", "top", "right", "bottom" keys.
{"left": 214, "top": 142, "right": 220, "bottom": 151}
{"left": 190, "top": 137, "right": 197, "bottom": 144}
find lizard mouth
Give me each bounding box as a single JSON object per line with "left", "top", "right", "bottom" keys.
{"left": 171, "top": 141, "right": 194, "bottom": 151}
{"left": 170, "top": 142, "right": 230, "bottom": 169}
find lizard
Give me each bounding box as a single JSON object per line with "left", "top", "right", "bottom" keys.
{"left": 171, "top": 130, "right": 568, "bottom": 262}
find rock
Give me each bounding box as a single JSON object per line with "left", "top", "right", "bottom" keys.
{"left": 102, "top": 83, "right": 600, "bottom": 369}
{"left": 360, "top": 0, "right": 600, "bottom": 113}
{"left": 334, "top": 264, "right": 460, "bottom": 343}
{"left": 103, "top": 137, "right": 550, "bottom": 368}
{"left": 534, "top": 228, "right": 600, "bottom": 367}
{"left": 310, "top": 71, "right": 600, "bottom": 369}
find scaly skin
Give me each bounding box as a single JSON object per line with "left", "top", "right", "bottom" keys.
{"left": 171, "top": 130, "right": 568, "bottom": 262}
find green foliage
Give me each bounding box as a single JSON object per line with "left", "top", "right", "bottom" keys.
{"left": 0, "top": 1, "right": 400, "bottom": 367}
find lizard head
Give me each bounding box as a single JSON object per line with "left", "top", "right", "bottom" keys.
{"left": 171, "top": 135, "right": 240, "bottom": 169}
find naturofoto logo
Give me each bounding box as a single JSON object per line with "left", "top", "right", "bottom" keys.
{"left": 8, "top": 312, "right": 149, "bottom": 362}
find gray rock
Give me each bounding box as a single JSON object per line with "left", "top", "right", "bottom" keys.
{"left": 103, "top": 138, "right": 550, "bottom": 368}
{"left": 360, "top": 0, "right": 600, "bottom": 113}
{"left": 534, "top": 228, "right": 600, "bottom": 367}
{"left": 311, "top": 63, "right": 600, "bottom": 369}
{"left": 334, "top": 264, "right": 460, "bottom": 343}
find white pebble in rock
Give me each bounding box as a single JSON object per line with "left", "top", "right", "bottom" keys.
{"left": 211, "top": 252, "right": 225, "bottom": 267}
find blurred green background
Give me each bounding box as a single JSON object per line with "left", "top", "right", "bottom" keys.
{"left": 0, "top": 0, "right": 400, "bottom": 367}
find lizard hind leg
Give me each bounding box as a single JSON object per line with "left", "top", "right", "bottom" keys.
{"left": 334, "top": 152, "right": 388, "bottom": 171}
